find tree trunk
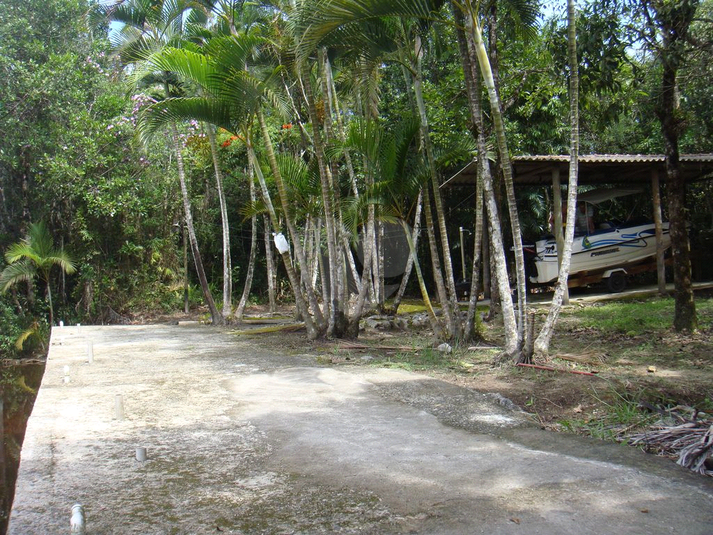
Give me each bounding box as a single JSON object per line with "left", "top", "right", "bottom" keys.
{"left": 422, "top": 186, "right": 453, "bottom": 337}
{"left": 257, "top": 110, "right": 326, "bottom": 332}
{"left": 465, "top": 10, "right": 528, "bottom": 353}
{"left": 659, "top": 21, "right": 697, "bottom": 330}
{"left": 236, "top": 173, "right": 258, "bottom": 321}
{"left": 453, "top": 6, "right": 484, "bottom": 340}
{"left": 263, "top": 215, "right": 277, "bottom": 313}
{"left": 413, "top": 35, "right": 460, "bottom": 338}
{"left": 400, "top": 220, "right": 444, "bottom": 337}
{"left": 392, "top": 191, "right": 423, "bottom": 312}
{"left": 533, "top": 0, "right": 580, "bottom": 361}
{"left": 459, "top": 9, "right": 517, "bottom": 356}
{"left": 170, "top": 123, "right": 223, "bottom": 325}
{"left": 206, "top": 125, "right": 232, "bottom": 317}
{"left": 45, "top": 274, "right": 54, "bottom": 327}
{"left": 300, "top": 69, "right": 346, "bottom": 336}
{"left": 348, "top": 205, "right": 376, "bottom": 337}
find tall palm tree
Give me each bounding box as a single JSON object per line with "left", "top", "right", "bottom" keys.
{"left": 0, "top": 222, "right": 76, "bottom": 326}
{"left": 136, "top": 30, "right": 327, "bottom": 337}
{"left": 532, "top": 0, "right": 580, "bottom": 360}
{"left": 295, "top": 0, "right": 467, "bottom": 337}
{"left": 344, "top": 115, "right": 445, "bottom": 336}
{"left": 99, "top": 0, "right": 224, "bottom": 324}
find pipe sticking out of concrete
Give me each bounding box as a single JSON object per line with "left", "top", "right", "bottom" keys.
{"left": 114, "top": 394, "right": 124, "bottom": 420}
{"left": 136, "top": 447, "right": 147, "bottom": 462}
{"left": 70, "top": 503, "right": 85, "bottom": 534}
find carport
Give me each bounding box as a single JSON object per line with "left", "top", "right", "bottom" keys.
{"left": 444, "top": 154, "right": 713, "bottom": 294}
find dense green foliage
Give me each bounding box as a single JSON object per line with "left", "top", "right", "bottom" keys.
{"left": 0, "top": 0, "right": 711, "bottom": 349}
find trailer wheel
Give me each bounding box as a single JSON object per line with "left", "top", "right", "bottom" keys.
{"left": 606, "top": 271, "right": 626, "bottom": 293}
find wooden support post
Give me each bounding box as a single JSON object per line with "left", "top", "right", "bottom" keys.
{"left": 552, "top": 167, "right": 569, "bottom": 304}
{"left": 651, "top": 168, "right": 667, "bottom": 295}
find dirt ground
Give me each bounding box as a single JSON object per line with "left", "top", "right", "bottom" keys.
{"left": 233, "top": 292, "right": 713, "bottom": 464}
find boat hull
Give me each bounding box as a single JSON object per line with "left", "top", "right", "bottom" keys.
{"left": 528, "top": 222, "right": 671, "bottom": 285}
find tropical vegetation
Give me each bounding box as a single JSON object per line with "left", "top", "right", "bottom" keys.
{"left": 1, "top": 0, "right": 712, "bottom": 360}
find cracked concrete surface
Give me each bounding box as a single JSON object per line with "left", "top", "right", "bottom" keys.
{"left": 9, "top": 324, "right": 713, "bottom": 534}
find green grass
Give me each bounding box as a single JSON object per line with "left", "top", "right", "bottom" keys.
{"left": 393, "top": 300, "right": 429, "bottom": 314}
{"left": 571, "top": 297, "right": 713, "bottom": 335}
{"left": 557, "top": 388, "right": 659, "bottom": 441}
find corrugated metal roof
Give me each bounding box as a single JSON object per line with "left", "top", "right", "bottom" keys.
{"left": 444, "top": 154, "right": 713, "bottom": 187}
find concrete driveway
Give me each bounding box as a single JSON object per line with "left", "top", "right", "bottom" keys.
{"left": 9, "top": 324, "right": 713, "bottom": 534}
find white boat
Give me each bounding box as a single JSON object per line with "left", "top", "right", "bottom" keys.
{"left": 525, "top": 189, "right": 671, "bottom": 292}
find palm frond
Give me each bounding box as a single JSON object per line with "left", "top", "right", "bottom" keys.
{"left": 0, "top": 260, "right": 36, "bottom": 292}
{"left": 294, "top": 0, "right": 447, "bottom": 61}
{"left": 137, "top": 97, "right": 234, "bottom": 142}
{"left": 239, "top": 198, "right": 269, "bottom": 221}
{"left": 44, "top": 252, "right": 77, "bottom": 276}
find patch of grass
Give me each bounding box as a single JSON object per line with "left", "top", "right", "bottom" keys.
{"left": 558, "top": 388, "right": 659, "bottom": 441}
{"left": 570, "top": 297, "right": 713, "bottom": 335}
{"left": 393, "top": 300, "right": 429, "bottom": 314}
{"left": 574, "top": 298, "right": 674, "bottom": 334}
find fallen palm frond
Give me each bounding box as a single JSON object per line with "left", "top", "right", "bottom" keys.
{"left": 629, "top": 421, "right": 713, "bottom": 476}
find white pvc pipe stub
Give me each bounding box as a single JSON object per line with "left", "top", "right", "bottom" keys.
{"left": 114, "top": 394, "right": 124, "bottom": 420}
{"left": 70, "top": 503, "right": 86, "bottom": 534}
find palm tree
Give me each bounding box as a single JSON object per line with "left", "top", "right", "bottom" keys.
{"left": 0, "top": 222, "right": 76, "bottom": 326}
{"left": 100, "top": 0, "right": 224, "bottom": 325}
{"left": 532, "top": 0, "right": 580, "bottom": 360}
{"left": 294, "top": 1, "right": 467, "bottom": 337}
{"left": 135, "top": 30, "right": 327, "bottom": 337}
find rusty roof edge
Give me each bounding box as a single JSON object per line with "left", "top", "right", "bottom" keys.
{"left": 513, "top": 154, "right": 713, "bottom": 163}
{"left": 443, "top": 154, "right": 713, "bottom": 187}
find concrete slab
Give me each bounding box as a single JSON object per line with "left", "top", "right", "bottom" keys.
{"left": 9, "top": 325, "right": 713, "bottom": 534}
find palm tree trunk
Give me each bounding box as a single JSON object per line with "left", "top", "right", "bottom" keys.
{"left": 300, "top": 70, "right": 345, "bottom": 336}
{"left": 453, "top": 5, "right": 484, "bottom": 340}
{"left": 533, "top": 0, "right": 580, "bottom": 360}
{"left": 421, "top": 186, "right": 453, "bottom": 337}
{"left": 170, "top": 123, "right": 223, "bottom": 325}
{"left": 458, "top": 14, "right": 518, "bottom": 357}
{"left": 392, "top": 191, "right": 423, "bottom": 312}
{"left": 263, "top": 215, "right": 277, "bottom": 313}
{"left": 257, "top": 109, "right": 326, "bottom": 331}
{"left": 236, "top": 173, "right": 258, "bottom": 321}
{"left": 413, "top": 35, "right": 459, "bottom": 338}
{"left": 465, "top": 10, "right": 526, "bottom": 354}
{"left": 348, "top": 207, "right": 376, "bottom": 336}
{"left": 464, "top": 177, "right": 484, "bottom": 340}
{"left": 45, "top": 275, "right": 54, "bottom": 327}
{"left": 399, "top": 220, "right": 443, "bottom": 338}
{"left": 206, "top": 125, "right": 232, "bottom": 317}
